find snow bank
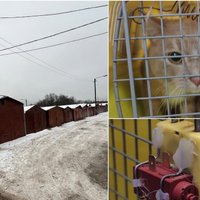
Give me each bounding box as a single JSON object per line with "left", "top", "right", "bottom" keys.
{"left": 0, "top": 112, "right": 108, "bottom": 200}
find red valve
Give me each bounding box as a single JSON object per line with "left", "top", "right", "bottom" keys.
{"left": 186, "top": 194, "right": 198, "bottom": 200}
{"left": 172, "top": 181, "right": 198, "bottom": 200}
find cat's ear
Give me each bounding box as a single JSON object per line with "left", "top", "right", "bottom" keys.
{"left": 145, "top": 17, "right": 162, "bottom": 36}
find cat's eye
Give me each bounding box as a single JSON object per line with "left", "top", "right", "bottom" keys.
{"left": 168, "top": 52, "right": 182, "bottom": 64}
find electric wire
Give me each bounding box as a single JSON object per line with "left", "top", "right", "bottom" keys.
{"left": 0, "top": 32, "right": 108, "bottom": 56}
{"left": 0, "top": 41, "right": 69, "bottom": 78}
{"left": 0, "top": 4, "right": 108, "bottom": 19}
{"left": 0, "top": 36, "right": 91, "bottom": 82}
{"left": 0, "top": 17, "right": 108, "bottom": 52}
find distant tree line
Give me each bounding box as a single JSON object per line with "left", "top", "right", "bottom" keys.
{"left": 36, "top": 93, "right": 95, "bottom": 107}
{"left": 35, "top": 93, "right": 107, "bottom": 107}
{"left": 36, "top": 93, "right": 76, "bottom": 107}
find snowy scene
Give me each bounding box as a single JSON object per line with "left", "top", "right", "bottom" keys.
{"left": 0, "top": 112, "right": 107, "bottom": 200}
{"left": 0, "top": 1, "right": 108, "bottom": 200}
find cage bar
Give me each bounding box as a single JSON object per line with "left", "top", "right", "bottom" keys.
{"left": 109, "top": 119, "right": 155, "bottom": 200}
{"left": 112, "top": 1, "right": 200, "bottom": 118}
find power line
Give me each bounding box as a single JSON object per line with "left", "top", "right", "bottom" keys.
{"left": 0, "top": 17, "right": 108, "bottom": 52}
{"left": 0, "top": 36, "right": 91, "bottom": 82}
{"left": 0, "top": 4, "right": 108, "bottom": 19}
{"left": 0, "top": 32, "right": 108, "bottom": 56}
{"left": 0, "top": 41, "right": 70, "bottom": 78}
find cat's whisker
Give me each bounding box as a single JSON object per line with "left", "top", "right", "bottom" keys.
{"left": 157, "top": 92, "right": 171, "bottom": 115}
{"left": 181, "top": 87, "right": 188, "bottom": 114}
{"left": 152, "top": 85, "right": 163, "bottom": 97}
{"left": 156, "top": 99, "right": 165, "bottom": 115}
{"left": 175, "top": 88, "right": 183, "bottom": 115}
{"left": 178, "top": 87, "right": 186, "bottom": 114}
{"left": 170, "top": 86, "right": 179, "bottom": 113}
{"left": 156, "top": 85, "right": 169, "bottom": 114}
{"left": 168, "top": 84, "right": 183, "bottom": 114}
{"left": 155, "top": 81, "right": 177, "bottom": 115}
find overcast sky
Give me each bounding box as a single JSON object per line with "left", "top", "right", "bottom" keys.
{"left": 0, "top": 1, "right": 108, "bottom": 105}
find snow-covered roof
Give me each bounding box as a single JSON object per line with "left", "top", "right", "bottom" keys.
{"left": 24, "top": 105, "right": 34, "bottom": 112}
{"left": 0, "top": 96, "right": 23, "bottom": 105}
{"left": 65, "top": 104, "right": 82, "bottom": 109}
{"left": 78, "top": 103, "right": 87, "bottom": 107}
{"left": 59, "top": 105, "right": 68, "bottom": 109}
{"left": 0, "top": 95, "right": 6, "bottom": 100}
{"left": 88, "top": 103, "right": 96, "bottom": 107}
{"left": 59, "top": 104, "right": 84, "bottom": 109}
{"left": 41, "top": 106, "right": 56, "bottom": 111}
{"left": 42, "top": 103, "right": 93, "bottom": 110}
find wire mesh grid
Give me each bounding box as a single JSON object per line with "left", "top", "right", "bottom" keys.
{"left": 113, "top": 1, "right": 200, "bottom": 118}
{"left": 109, "top": 119, "right": 157, "bottom": 200}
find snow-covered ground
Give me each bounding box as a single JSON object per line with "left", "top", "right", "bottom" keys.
{"left": 0, "top": 112, "right": 108, "bottom": 200}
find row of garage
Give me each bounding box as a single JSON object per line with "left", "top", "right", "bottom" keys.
{"left": 0, "top": 96, "right": 108, "bottom": 144}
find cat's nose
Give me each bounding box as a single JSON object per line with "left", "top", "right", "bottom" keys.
{"left": 190, "top": 77, "right": 200, "bottom": 87}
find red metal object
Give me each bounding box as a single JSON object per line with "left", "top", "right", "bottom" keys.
{"left": 0, "top": 96, "right": 25, "bottom": 143}
{"left": 88, "top": 106, "right": 95, "bottom": 116}
{"left": 63, "top": 107, "right": 73, "bottom": 123}
{"left": 44, "top": 106, "right": 64, "bottom": 128}
{"left": 96, "top": 104, "right": 103, "bottom": 114}
{"left": 73, "top": 106, "right": 84, "bottom": 121}
{"left": 102, "top": 104, "right": 108, "bottom": 112}
{"left": 82, "top": 105, "right": 90, "bottom": 118}
{"left": 134, "top": 155, "right": 199, "bottom": 200}
{"left": 95, "top": 103, "right": 108, "bottom": 114}
{"left": 25, "top": 105, "right": 47, "bottom": 134}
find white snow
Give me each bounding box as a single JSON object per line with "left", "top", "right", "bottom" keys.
{"left": 0, "top": 112, "right": 108, "bottom": 200}
{"left": 0, "top": 95, "right": 6, "bottom": 100}
{"left": 89, "top": 103, "right": 96, "bottom": 107}
{"left": 46, "top": 104, "right": 83, "bottom": 110}
{"left": 59, "top": 105, "right": 78, "bottom": 109}
{"left": 41, "top": 105, "right": 57, "bottom": 111}
{"left": 65, "top": 104, "right": 82, "bottom": 109}
{"left": 59, "top": 105, "right": 69, "bottom": 109}
{"left": 24, "top": 105, "right": 34, "bottom": 112}
{"left": 30, "top": 103, "right": 107, "bottom": 111}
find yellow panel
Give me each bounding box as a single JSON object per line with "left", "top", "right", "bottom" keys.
{"left": 109, "top": 149, "right": 114, "bottom": 169}
{"left": 117, "top": 175, "right": 126, "bottom": 198}
{"left": 109, "top": 119, "right": 159, "bottom": 200}
{"left": 109, "top": 170, "right": 115, "bottom": 191}
{"left": 109, "top": 190, "right": 115, "bottom": 200}
{"left": 128, "top": 182, "right": 137, "bottom": 200}
{"left": 138, "top": 140, "right": 149, "bottom": 162}
{"left": 127, "top": 159, "right": 134, "bottom": 181}
{"left": 137, "top": 120, "right": 149, "bottom": 140}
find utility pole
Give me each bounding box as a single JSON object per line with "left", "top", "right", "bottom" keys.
{"left": 94, "top": 78, "right": 97, "bottom": 105}
{"left": 21, "top": 99, "right": 28, "bottom": 106}
{"left": 93, "top": 74, "right": 107, "bottom": 106}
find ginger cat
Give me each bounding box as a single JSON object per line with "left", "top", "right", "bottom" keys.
{"left": 137, "top": 16, "right": 200, "bottom": 116}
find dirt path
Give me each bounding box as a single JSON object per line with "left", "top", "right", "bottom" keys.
{"left": 0, "top": 113, "right": 107, "bottom": 200}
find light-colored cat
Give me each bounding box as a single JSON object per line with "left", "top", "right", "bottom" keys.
{"left": 138, "top": 16, "right": 200, "bottom": 115}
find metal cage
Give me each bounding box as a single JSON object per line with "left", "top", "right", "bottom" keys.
{"left": 109, "top": 119, "right": 157, "bottom": 200}
{"left": 112, "top": 1, "right": 200, "bottom": 118}
{"left": 109, "top": 119, "right": 200, "bottom": 200}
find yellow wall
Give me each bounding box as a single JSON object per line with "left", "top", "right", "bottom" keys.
{"left": 109, "top": 119, "right": 158, "bottom": 200}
